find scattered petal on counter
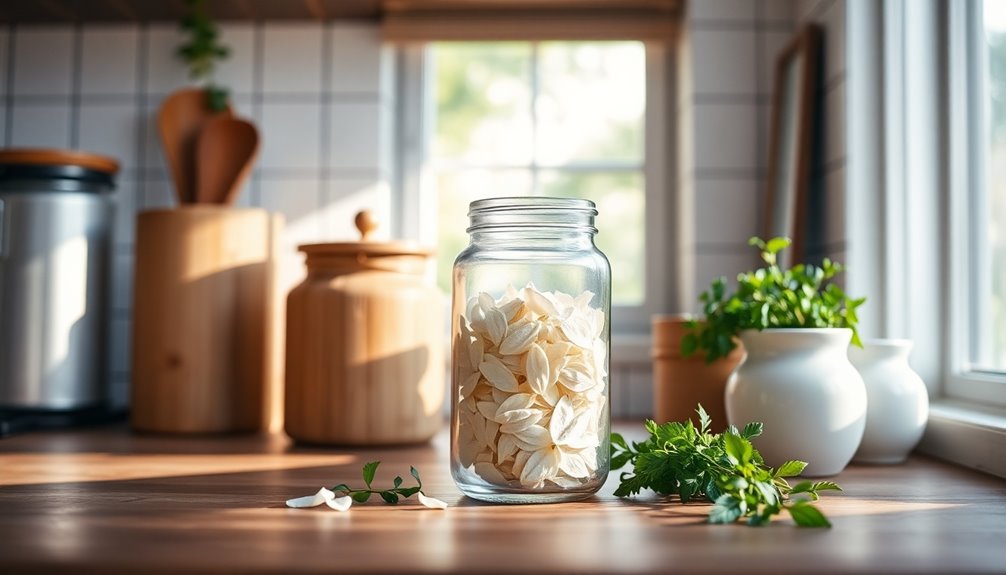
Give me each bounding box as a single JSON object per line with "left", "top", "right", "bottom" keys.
{"left": 418, "top": 492, "right": 448, "bottom": 510}
{"left": 325, "top": 495, "right": 353, "bottom": 511}
{"left": 286, "top": 487, "right": 335, "bottom": 508}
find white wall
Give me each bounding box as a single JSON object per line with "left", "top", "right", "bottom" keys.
{"left": 1, "top": 22, "right": 394, "bottom": 408}
{"left": 677, "top": 0, "right": 799, "bottom": 306}
{"left": 2, "top": 5, "right": 849, "bottom": 420}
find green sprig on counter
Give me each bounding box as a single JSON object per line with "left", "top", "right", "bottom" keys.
{"left": 331, "top": 461, "right": 425, "bottom": 504}
{"left": 611, "top": 406, "right": 841, "bottom": 527}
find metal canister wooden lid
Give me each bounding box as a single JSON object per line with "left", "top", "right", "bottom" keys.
{"left": 0, "top": 148, "right": 120, "bottom": 188}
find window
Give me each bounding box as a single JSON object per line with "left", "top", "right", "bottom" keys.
{"left": 398, "top": 41, "right": 671, "bottom": 333}
{"left": 946, "top": 0, "right": 1006, "bottom": 407}
{"left": 975, "top": 2, "right": 1006, "bottom": 372}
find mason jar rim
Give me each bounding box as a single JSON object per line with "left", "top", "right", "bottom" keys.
{"left": 467, "top": 196, "right": 598, "bottom": 234}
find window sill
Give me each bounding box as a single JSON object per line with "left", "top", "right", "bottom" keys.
{"left": 917, "top": 398, "right": 1006, "bottom": 479}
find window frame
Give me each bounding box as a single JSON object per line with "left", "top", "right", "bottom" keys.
{"left": 945, "top": 0, "right": 1006, "bottom": 407}
{"left": 394, "top": 40, "right": 674, "bottom": 336}
{"left": 848, "top": 0, "right": 1006, "bottom": 478}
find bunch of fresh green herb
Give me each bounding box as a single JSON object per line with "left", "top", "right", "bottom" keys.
{"left": 176, "top": 0, "right": 230, "bottom": 111}
{"left": 611, "top": 406, "right": 841, "bottom": 527}
{"left": 683, "top": 237, "right": 866, "bottom": 363}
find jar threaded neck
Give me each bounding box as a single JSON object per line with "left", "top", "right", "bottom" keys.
{"left": 467, "top": 197, "right": 598, "bottom": 235}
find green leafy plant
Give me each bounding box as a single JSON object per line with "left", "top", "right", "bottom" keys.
{"left": 611, "top": 406, "right": 841, "bottom": 527}
{"left": 331, "top": 461, "right": 427, "bottom": 504}
{"left": 176, "top": 0, "right": 230, "bottom": 112}
{"left": 682, "top": 237, "right": 866, "bottom": 363}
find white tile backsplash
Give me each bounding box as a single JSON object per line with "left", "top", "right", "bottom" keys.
{"left": 77, "top": 102, "right": 140, "bottom": 171}
{"left": 259, "top": 102, "right": 322, "bottom": 170}
{"left": 4, "top": 21, "right": 394, "bottom": 406}
{"left": 329, "top": 24, "right": 387, "bottom": 95}
{"left": 0, "top": 30, "right": 8, "bottom": 95}
{"left": 694, "top": 179, "right": 761, "bottom": 246}
{"left": 760, "top": 0, "right": 798, "bottom": 23}
{"left": 10, "top": 103, "right": 71, "bottom": 147}
{"left": 760, "top": 30, "right": 794, "bottom": 96}
{"left": 262, "top": 24, "right": 323, "bottom": 94}
{"left": 324, "top": 177, "right": 392, "bottom": 240}
{"left": 259, "top": 178, "right": 323, "bottom": 294}
{"left": 80, "top": 27, "right": 139, "bottom": 96}
{"left": 144, "top": 24, "right": 191, "bottom": 95}
{"left": 693, "top": 103, "right": 757, "bottom": 170}
{"left": 142, "top": 178, "right": 175, "bottom": 210}
{"left": 216, "top": 24, "right": 256, "bottom": 95}
{"left": 13, "top": 27, "right": 74, "bottom": 96}
{"left": 112, "top": 251, "right": 134, "bottom": 312}
{"left": 691, "top": 28, "right": 756, "bottom": 95}
{"left": 688, "top": 0, "right": 756, "bottom": 22}
{"left": 825, "top": 167, "right": 846, "bottom": 247}
{"left": 113, "top": 179, "right": 139, "bottom": 247}
{"left": 328, "top": 102, "right": 385, "bottom": 170}
{"left": 694, "top": 252, "right": 759, "bottom": 306}
{"left": 108, "top": 316, "right": 132, "bottom": 377}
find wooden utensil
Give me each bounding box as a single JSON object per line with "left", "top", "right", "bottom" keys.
{"left": 196, "top": 116, "right": 260, "bottom": 205}
{"left": 157, "top": 88, "right": 231, "bottom": 205}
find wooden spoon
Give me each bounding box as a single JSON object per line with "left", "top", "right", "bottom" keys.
{"left": 195, "top": 116, "right": 260, "bottom": 205}
{"left": 158, "top": 88, "right": 232, "bottom": 205}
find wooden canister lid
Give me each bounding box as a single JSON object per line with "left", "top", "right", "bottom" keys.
{"left": 0, "top": 148, "right": 120, "bottom": 175}
{"left": 298, "top": 210, "right": 434, "bottom": 258}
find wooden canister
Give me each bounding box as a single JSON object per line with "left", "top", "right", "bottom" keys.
{"left": 652, "top": 315, "right": 744, "bottom": 431}
{"left": 131, "top": 207, "right": 283, "bottom": 433}
{"left": 285, "top": 212, "right": 444, "bottom": 445}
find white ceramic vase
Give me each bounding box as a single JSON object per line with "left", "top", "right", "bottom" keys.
{"left": 848, "top": 339, "right": 929, "bottom": 464}
{"left": 725, "top": 328, "right": 867, "bottom": 477}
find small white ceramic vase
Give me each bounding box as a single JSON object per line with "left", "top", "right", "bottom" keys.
{"left": 725, "top": 328, "right": 867, "bottom": 477}
{"left": 848, "top": 339, "right": 929, "bottom": 464}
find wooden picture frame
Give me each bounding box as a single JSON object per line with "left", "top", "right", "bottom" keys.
{"left": 764, "top": 23, "right": 822, "bottom": 267}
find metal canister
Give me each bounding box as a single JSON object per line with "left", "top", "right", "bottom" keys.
{"left": 0, "top": 149, "right": 119, "bottom": 410}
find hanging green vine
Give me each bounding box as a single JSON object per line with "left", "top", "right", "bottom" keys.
{"left": 176, "top": 0, "right": 230, "bottom": 112}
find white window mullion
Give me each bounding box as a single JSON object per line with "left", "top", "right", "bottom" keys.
{"left": 530, "top": 42, "right": 541, "bottom": 195}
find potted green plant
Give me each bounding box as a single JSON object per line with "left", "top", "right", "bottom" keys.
{"left": 684, "top": 237, "right": 868, "bottom": 477}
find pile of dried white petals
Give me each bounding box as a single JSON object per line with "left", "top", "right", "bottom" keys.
{"left": 455, "top": 283, "right": 608, "bottom": 489}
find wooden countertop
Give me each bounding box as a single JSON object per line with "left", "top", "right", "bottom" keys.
{"left": 1, "top": 423, "right": 1005, "bottom": 574}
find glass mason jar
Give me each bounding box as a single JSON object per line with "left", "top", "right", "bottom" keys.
{"left": 450, "top": 197, "right": 611, "bottom": 503}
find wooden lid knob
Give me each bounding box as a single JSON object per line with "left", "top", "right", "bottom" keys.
{"left": 355, "top": 210, "right": 378, "bottom": 241}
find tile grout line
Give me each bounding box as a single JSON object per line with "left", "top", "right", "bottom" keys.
{"left": 319, "top": 21, "right": 331, "bottom": 238}
{"left": 136, "top": 24, "right": 149, "bottom": 208}
{"left": 4, "top": 25, "right": 15, "bottom": 146}
{"left": 69, "top": 23, "right": 82, "bottom": 148}
{"left": 251, "top": 22, "right": 264, "bottom": 207}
